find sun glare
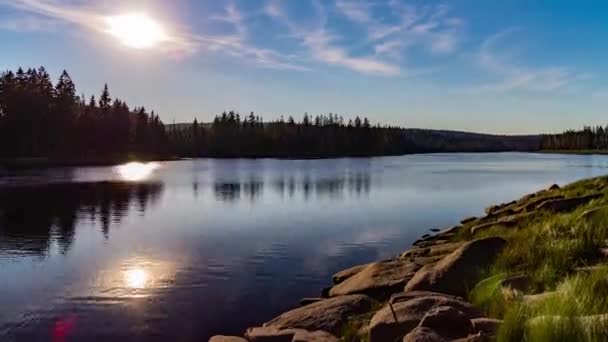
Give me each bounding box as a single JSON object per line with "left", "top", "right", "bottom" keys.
{"left": 105, "top": 13, "right": 168, "bottom": 49}
{"left": 124, "top": 268, "right": 149, "bottom": 289}
{"left": 115, "top": 162, "right": 160, "bottom": 181}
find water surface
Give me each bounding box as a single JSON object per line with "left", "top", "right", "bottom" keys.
{"left": 1, "top": 153, "right": 608, "bottom": 341}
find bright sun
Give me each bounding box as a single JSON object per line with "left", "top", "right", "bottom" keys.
{"left": 105, "top": 13, "right": 168, "bottom": 49}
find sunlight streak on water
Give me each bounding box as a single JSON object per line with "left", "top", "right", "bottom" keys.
{"left": 124, "top": 268, "right": 149, "bottom": 289}
{"left": 115, "top": 162, "right": 160, "bottom": 181}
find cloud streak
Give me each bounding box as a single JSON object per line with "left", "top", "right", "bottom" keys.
{"left": 0, "top": 0, "right": 304, "bottom": 70}
{"left": 466, "top": 29, "right": 586, "bottom": 93}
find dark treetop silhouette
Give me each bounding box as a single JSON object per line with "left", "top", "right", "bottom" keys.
{"left": 1, "top": 66, "right": 546, "bottom": 164}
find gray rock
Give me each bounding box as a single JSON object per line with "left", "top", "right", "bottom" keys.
{"left": 369, "top": 295, "right": 482, "bottom": 342}
{"left": 404, "top": 237, "right": 506, "bottom": 297}
{"left": 460, "top": 216, "right": 478, "bottom": 225}
{"left": 418, "top": 306, "right": 472, "bottom": 339}
{"left": 245, "top": 327, "right": 296, "bottom": 342}
{"left": 264, "top": 294, "right": 372, "bottom": 335}
{"left": 390, "top": 291, "right": 465, "bottom": 305}
{"left": 209, "top": 335, "right": 248, "bottom": 342}
{"left": 500, "top": 275, "right": 530, "bottom": 292}
{"left": 300, "top": 298, "right": 323, "bottom": 306}
{"left": 536, "top": 194, "right": 601, "bottom": 213}
{"left": 402, "top": 327, "right": 447, "bottom": 342}
{"left": 329, "top": 259, "right": 421, "bottom": 299}
{"left": 471, "top": 318, "right": 502, "bottom": 336}
{"left": 245, "top": 328, "right": 339, "bottom": 342}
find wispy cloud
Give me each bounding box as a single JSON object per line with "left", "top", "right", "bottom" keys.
{"left": 0, "top": 0, "right": 305, "bottom": 70}
{"left": 0, "top": 14, "right": 61, "bottom": 32}
{"left": 466, "top": 28, "right": 586, "bottom": 93}
{"left": 267, "top": 0, "right": 401, "bottom": 76}
{"left": 335, "top": 0, "right": 372, "bottom": 24}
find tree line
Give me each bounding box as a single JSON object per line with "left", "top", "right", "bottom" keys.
{"left": 168, "top": 111, "right": 411, "bottom": 158}
{"left": 541, "top": 126, "right": 608, "bottom": 150}
{"left": 0, "top": 67, "right": 167, "bottom": 160}
{"left": 1, "top": 66, "right": 545, "bottom": 163}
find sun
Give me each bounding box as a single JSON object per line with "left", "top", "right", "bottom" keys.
{"left": 105, "top": 13, "right": 168, "bottom": 49}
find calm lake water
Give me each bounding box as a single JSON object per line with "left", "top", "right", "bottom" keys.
{"left": 1, "top": 153, "right": 608, "bottom": 341}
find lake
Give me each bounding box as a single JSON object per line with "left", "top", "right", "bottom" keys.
{"left": 1, "top": 153, "right": 608, "bottom": 341}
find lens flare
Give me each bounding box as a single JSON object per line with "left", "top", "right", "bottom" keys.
{"left": 105, "top": 13, "right": 168, "bottom": 49}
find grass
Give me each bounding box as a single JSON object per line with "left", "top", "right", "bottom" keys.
{"left": 461, "top": 176, "right": 608, "bottom": 341}
{"left": 497, "top": 268, "right": 608, "bottom": 341}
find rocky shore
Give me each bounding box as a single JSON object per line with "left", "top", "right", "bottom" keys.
{"left": 210, "top": 176, "right": 608, "bottom": 342}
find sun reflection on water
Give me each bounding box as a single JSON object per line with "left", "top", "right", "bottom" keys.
{"left": 124, "top": 268, "right": 149, "bottom": 289}
{"left": 115, "top": 162, "right": 160, "bottom": 181}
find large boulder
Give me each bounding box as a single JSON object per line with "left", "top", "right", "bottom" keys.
{"left": 418, "top": 306, "right": 472, "bottom": 339}
{"left": 404, "top": 237, "right": 506, "bottom": 297}
{"left": 329, "top": 259, "right": 421, "bottom": 298}
{"left": 402, "top": 327, "right": 447, "bottom": 342}
{"left": 332, "top": 264, "right": 369, "bottom": 284}
{"left": 264, "top": 295, "right": 372, "bottom": 335}
{"left": 369, "top": 295, "right": 482, "bottom": 342}
{"left": 245, "top": 327, "right": 339, "bottom": 342}
{"left": 536, "top": 194, "right": 601, "bottom": 213}
{"left": 209, "top": 336, "right": 248, "bottom": 342}
{"left": 390, "top": 291, "right": 465, "bottom": 305}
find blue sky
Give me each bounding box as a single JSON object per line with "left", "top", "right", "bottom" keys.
{"left": 1, "top": 0, "right": 608, "bottom": 134}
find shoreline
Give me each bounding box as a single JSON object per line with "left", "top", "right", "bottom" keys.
{"left": 3, "top": 150, "right": 598, "bottom": 170}
{"left": 211, "top": 175, "right": 608, "bottom": 342}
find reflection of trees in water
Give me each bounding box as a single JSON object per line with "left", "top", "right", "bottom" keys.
{"left": 0, "top": 182, "right": 163, "bottom": 256}
{"left": 216, "top": 172, "right": 371, "bottom": 203}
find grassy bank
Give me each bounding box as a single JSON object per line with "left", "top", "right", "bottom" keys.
{"left": 457, "top": 176, "right": 608, "bottom": 341}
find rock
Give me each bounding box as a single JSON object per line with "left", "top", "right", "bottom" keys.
{"left": 452, "top": 333, "right": 486, "bottom": 342}
{"left": 500, "top": 275, "right": 530, "bottom": 292}
{"left": 369, "top": 295, "right": 482, "bottom": 342}
{"left": 548, "top": 184, "right": 560, "bottom": 191}
{"left": 430, "top": 228, "right": 441, "bottom": 232}
{"left": 209, "top": 336, "right": 248, "bottom": 342}
{"left": 264, "top": 294, "right": 372, "bottom": 335}
{"left": 418, "top": 306, "right": 472, "bottom": 339}
{"left": 460, "top": 216, "right": 478, "bottom": 225}
{"left": 300, "top": 298, "right": 323, "bottom": 306}
{"left": 245, "top": 327, "right": 297, "bottom": 342}
{"left": 329, "top": 259, "right": 421, "bottom": 299}
{"left": 404, "top": 237, "right": 506, "bottom": 297}
{"left": 402, "top": 327, "right": 447, "bottom": 342}
{"left": 390, "top": 291, "right": 465, "bottom": 305}
{"left": 332, "top": 264, "right": 369, "bottom": 284}
{"left": 536, "top": 194, "right": 602, "bottom": 213}
{"left": 471, "top": 318, "right": 502, "bottom": 336}
{"left": 291, "top": 330, "right": 340, "bottom": 342}
{"left": 245, "top": 328, "right": 339, "bottom": 342}
{"left": 471, "top": 213, "right": 534, "bottom": 235}
{"left": 522, "top": 195, "right": 564, "bottom": 211}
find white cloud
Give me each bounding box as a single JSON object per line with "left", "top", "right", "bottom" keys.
{"left": 467, "top": 29, "right": 586, "bottom": 93}
{"left": 266, "top": 0, "right": 401, "bottom": 76}
{"left": 335, "top": 0, "right": 372, "bottom": 23}
{"left": 0, "top": 15, "right": 60, "bottom": 32}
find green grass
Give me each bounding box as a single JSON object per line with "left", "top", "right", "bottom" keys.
{"left": 497, "top": 268, "right": 608, "bottom": 341}
{"left": 460, "top": 176, "right": 608, "bottom": 340}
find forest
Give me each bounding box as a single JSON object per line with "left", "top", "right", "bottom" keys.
{"left": 0, "top": 66, "right": 547, "bottom": 163}
{"left": 0, "top": 67, "right": 167, "bottom": 162}
{"left": 540, "top": 126, "right": 608, "bottom": 151}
